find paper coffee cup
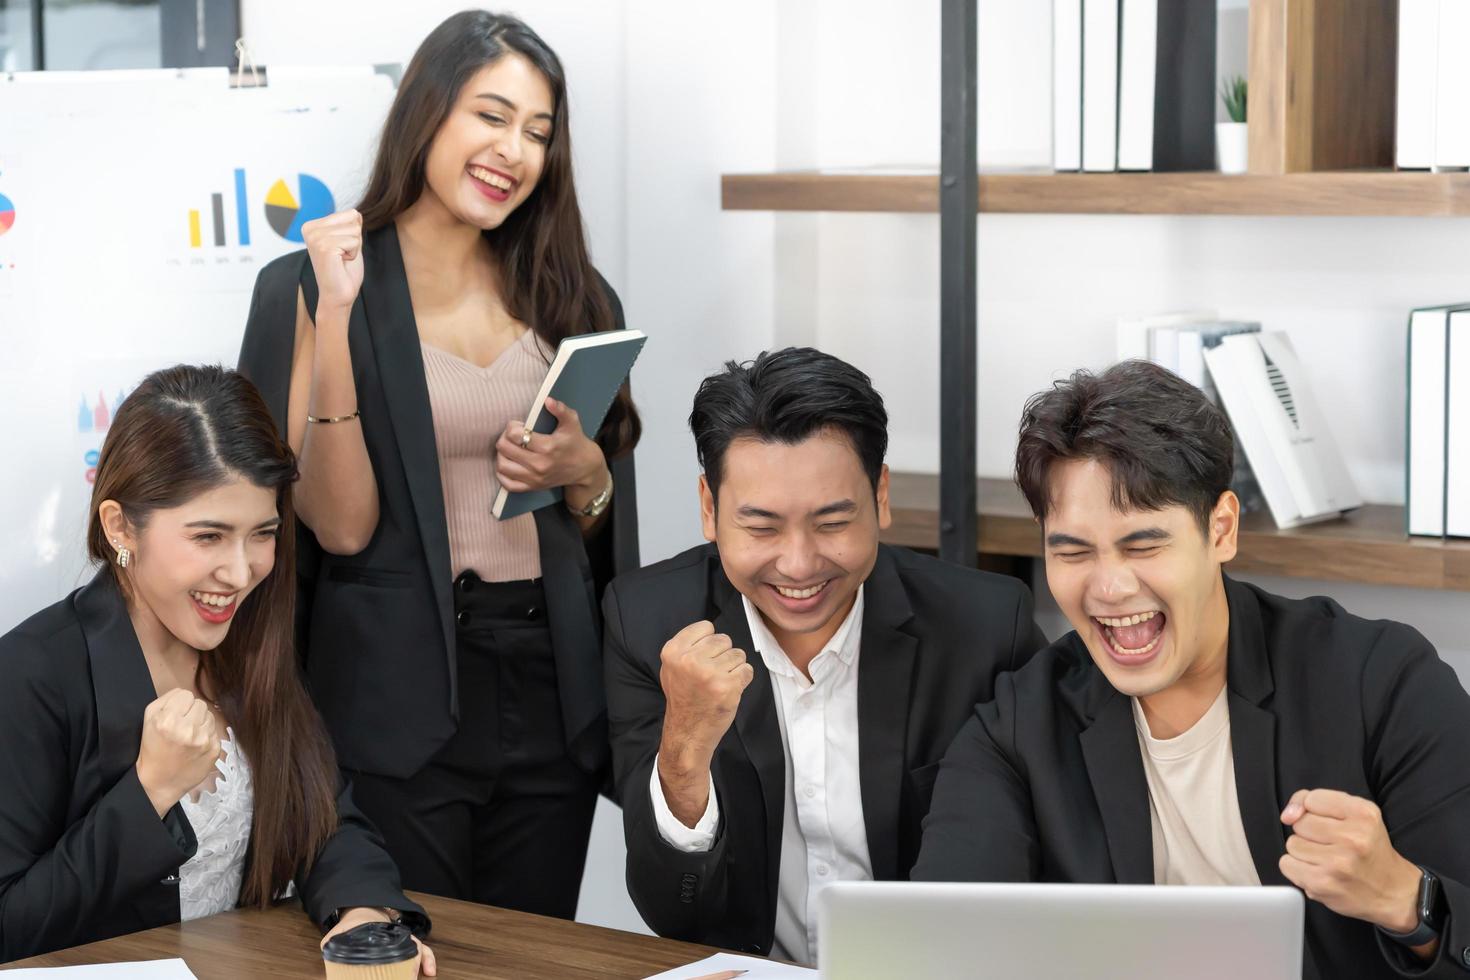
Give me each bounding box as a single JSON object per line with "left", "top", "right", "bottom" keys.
{"left": 322, "top": 921, "right": 420, "bottom": 980}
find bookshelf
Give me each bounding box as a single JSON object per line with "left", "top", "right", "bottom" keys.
{"left": 722, "top": 170, "right": 1470, "bottom": 217}
{"left": 883, "top": 474, "right": 1470, "bottom": 593}
{"left": 721, "top": 0, "right": 1465, "bottom": 586}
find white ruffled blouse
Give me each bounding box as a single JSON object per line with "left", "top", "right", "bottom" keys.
{"left": 177, "top": 727, "right": 254, "bottom": 921}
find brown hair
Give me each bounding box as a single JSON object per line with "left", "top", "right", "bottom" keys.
{"left": 88, "top": 365, "right": 338, "bottom": 906}
{"left": 358, "top": 9, "right": 639, "bottom": 458}
{"left": 1014, "top": 360, "right": 1236, "bottom": 531}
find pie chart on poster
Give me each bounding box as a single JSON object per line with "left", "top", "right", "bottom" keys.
{"left": 264, "top": 174, "right": 334, "bottom": 243}
{"left": 0, "top": 193, "right": 14, "bottom": 236}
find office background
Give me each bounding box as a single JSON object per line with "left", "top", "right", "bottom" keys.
{"left": 3, "top": 0, "right": 1467, "bottom": 942}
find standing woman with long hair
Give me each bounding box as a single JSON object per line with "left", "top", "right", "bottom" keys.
{"left": 0, "top": 365, "right": 432, "bottom": 970}
{"left": 238, "top": 11, "right": 640, "bottom": 918}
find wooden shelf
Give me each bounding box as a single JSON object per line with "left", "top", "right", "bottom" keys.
{"left": 882, "top": 472, "right": 1470, "bottom": 592}
{"left": 721, "top": 170, "right": 1470, "bottom": 217}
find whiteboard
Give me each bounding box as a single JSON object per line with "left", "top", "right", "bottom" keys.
{"left": 0, "top": 68, "right": 395, "bottom": 632}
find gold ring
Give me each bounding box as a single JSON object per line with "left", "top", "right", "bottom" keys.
{"left": 519, "top": 428, "right": 533, "bottom": 450}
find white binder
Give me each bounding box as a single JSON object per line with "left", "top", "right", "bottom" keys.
{"left": 1204, "top": 333, "right": 1361, "bottom": 529}
{"left": 1447, "top": 311, "right": 1470, "bottom": 536}
{"left": 1081, "top": 0, "right": 1119, "bottom": 171}
{"left": 1053, "top": 0, "right": 1083, "bottom": 171}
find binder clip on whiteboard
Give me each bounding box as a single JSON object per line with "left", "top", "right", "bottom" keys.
{"left": 230, "top": 39, "right": 266, "bottom": 89}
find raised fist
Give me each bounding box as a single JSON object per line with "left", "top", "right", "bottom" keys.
{"left": 135, "top": 688, "right": 222, "bottom": 816}
{"left": 302, "top": 208, "right": 365, "bottom": 313}
{"left": 658, "top": 620, "right": 754, "bottom": 758}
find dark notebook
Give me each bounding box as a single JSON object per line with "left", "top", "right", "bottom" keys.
{"left": 492, "top": 330, "right": 646, "bottom": 520}
{"left": 1117, "top": 0, "right": 1217, "bottom": 172}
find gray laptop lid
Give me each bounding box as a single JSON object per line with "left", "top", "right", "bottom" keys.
{"left": 818, "top": 881, "right": 1303, "bottom": 979}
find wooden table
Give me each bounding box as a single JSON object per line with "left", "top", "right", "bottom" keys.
{"left": 3, "top": 892, "right": 722, "bottom": 979}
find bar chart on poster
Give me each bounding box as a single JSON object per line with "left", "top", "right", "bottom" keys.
{"left": 185, "top": 170, "right": 246, "bottom": 249}
{"left": 180, "top": 168, "right": 339, "bottom": 250}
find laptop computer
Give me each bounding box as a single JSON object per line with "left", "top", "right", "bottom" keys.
{"left": 818, "top": 881, "right": 1303, "bottom": 979}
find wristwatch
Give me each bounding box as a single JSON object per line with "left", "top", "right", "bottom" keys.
{"left": 1379, "top": 866, "right": 1446, "bottom": 947}
{"left": 571, "top": 470, "right": 614, "bottom": 519}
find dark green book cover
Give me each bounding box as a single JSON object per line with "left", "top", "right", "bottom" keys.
{"left": 493, "top": 330, "right": 646, "bottom": 519}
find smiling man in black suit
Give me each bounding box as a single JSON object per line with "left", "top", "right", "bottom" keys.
{"left": 603, "top": 347, "right": 1045, "bottom": 964}
{"left": 914, "top": 360, "right": 1470, "bottom": 979}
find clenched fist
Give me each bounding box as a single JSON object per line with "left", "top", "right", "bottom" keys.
{"left": 135, "top": 689, "right": 222, "bottom": 817}
{"left": 656, "top": 621, "right": 755, "bottom": 827}
{"left": 302, "top": 209, "right": 365, "bottom": 313}
{"left": 1279, "top": 788, "right": 1428, "bottom": 943}
{"left": 660, "top": 621, "right": 754, "bottom": 751}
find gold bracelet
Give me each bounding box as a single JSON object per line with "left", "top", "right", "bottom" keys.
{"left": 306, "top": 410, "right": 361, "bottom": 424}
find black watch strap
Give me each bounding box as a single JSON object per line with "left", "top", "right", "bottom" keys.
{"left": 1379, "top": 867, "right": 1445, "bottom": 948}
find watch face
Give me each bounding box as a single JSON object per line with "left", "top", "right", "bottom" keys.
{"left": 1423, "top": 870, "right": 1445, "bottom": 927}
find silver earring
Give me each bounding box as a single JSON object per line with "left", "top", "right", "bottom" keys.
{"left": 114, "top": 543, "right": 130, "bottom": 568}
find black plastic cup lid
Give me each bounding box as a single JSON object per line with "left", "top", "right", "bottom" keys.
{"left": 321, "top": 921, "right": 418, "bottom": 964}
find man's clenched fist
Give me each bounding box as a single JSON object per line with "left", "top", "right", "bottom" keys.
{"left": 656, "top": 621, "right": 755, "bottom": 827}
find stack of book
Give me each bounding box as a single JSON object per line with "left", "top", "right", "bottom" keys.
{"left": 1116, "top": 311, "right": 1260, "bottom": 400}
{"left": 1407, "top": 304, "right": 1470, "bottom": 538}
{"left": 1204, "top": 333, "right": 1361, "bottom": 531}
{"left": 1396, "top": 1, "right": 1470, "bottom": 169}
{"left": 1053, "top": 0, "right": 1216, "bottom": 172}
{"left": 1115, "top": 312, "right": 1361, "bottom": 530}
{"left": 1117, "top": 312, "right": 1265, "bottom": 517}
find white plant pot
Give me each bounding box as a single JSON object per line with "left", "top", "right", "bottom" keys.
{"left": 1217, "top": 122, "right": 1248, "bottom": 174}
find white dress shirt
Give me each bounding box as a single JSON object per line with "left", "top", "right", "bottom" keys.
{"left": 650, "top": 587, "right": 872, "bottom": 965}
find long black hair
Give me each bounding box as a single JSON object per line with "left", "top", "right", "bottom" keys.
{"left": 357, "top": 10, "right": 639, "bottom": 458}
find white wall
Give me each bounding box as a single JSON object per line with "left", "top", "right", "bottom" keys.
{"left": 623, "top": 0, "right": 780, "bottom": 565}
{"left": 239, "top": 0, "right": 780, "bottom": 936}
{"left": 239, "top": 0, "right": 647, "bottom": 934}
{"left": 614, "top": 0, "right": 783, "bottom": 928}
{"left": 793, "top": 0, "right": 1470, "bottom": 678}
{"left": 240, "top": 0, "right": 627, "bottom": 288}
{"left": 236, "top": 0, "right": 1470, "bottom": 941}
{"left": 239, "top": 0, "right": 783, "bottom": 565}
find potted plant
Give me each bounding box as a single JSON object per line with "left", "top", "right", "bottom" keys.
{"left": 1218, "top": 75, "right": 1248, "bottom": 174}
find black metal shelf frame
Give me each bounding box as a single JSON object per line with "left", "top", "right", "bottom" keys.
{"left": 938, "top": 0, "right": 978, "bottom": 566}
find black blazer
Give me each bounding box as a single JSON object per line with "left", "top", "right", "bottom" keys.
{"left": 0, "top": 573, "right": 425, "bottom": 963}
{"left": 914, "top": 576, "right": 1470, "bottom": 980}
{"left": 604, "top": 543, "right": 1046, "bottom": 955}
{"left": 237, "top": 224, "right": 639, "bottom": 779}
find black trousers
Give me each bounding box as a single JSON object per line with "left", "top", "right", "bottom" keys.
{"left": 345, "top": 574, "right": 600, "bottom": 919}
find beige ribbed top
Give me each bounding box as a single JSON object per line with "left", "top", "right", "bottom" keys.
{"left": 421, "top": 328, "right": 550, "bottom": 582}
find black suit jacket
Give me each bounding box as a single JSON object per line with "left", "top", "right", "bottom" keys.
{"left": 237, "top": 224, "right": 639, "bottom": 778}
{"left": 0, "top": 573, "right": 425, "bottom": 963}
{"left": 914, "top": 575, "right": 1470, "bottom": 979}
{"left": 604, "top": 543, "right": 1046, "bottom": 955}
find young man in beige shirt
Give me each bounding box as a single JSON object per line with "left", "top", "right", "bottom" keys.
{"left": 915, "top": 360, "right": 1470, "bottom": 979}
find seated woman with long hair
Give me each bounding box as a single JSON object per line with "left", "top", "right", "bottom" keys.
{"left": 0, "top": 365, "right": 435, "bottom": 971}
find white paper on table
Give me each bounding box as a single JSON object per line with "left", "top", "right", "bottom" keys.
{"left": 641, "top": 951, "right": 817, "bottom": 979}
{"left": 1, "top": 960, "right": 199, "bottom": 979}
